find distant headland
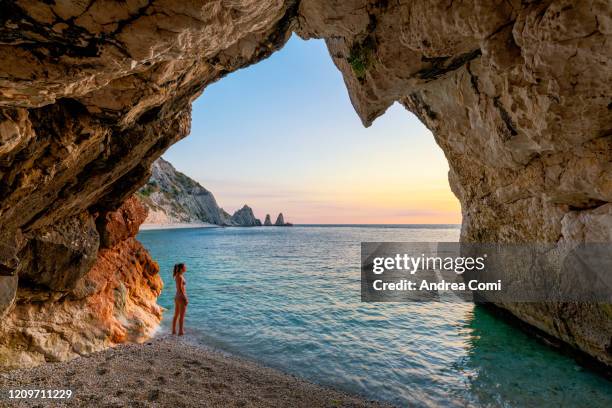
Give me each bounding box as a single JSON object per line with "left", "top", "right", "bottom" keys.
{"left": 137, "top": 158, "right": 291, "bottom": 229}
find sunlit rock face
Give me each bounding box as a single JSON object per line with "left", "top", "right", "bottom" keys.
{"left": 0, "top": 0, "right": 610, "bottom": 368}
{"left": 0, "top": 197, "right": 162, "bottom": 369}
{"left": 0, "top": 0, "right": 295, "bottom": 369}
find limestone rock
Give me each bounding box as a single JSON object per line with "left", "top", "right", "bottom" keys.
{"left": 97, "top": 196, "right": 148, "bottom": 249}
{"left": 138, "top": 158, "right": 232, "bottom": 226}
{"left": 264, "top": 214, "right": 273, "bottom": 226}
{"left": 297, "top": 0, "right": 612, "bottom": 367}
{"left": 0, "top": 198, "right": 162, "bottom": 369}
{"left": 137, "top": 158, "right": 271, "bottom": 227}
{"left": 0, "top": 0, "right": 610, "bottom": 368}
{"left": 0, "top": 275, "right": 17, "bottom": 318}
{"left": 230, "top": 205, "right": 262, "bottom": 227}
{"left": 19, "top": 212, "right": 100, "bottom": 292}
{"left": 273, "top": 213, "right": 292, "bottom": 226}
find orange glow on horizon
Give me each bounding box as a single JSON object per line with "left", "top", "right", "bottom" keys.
{"left": 201, "top": 177, "right": 462, "bottom": 225}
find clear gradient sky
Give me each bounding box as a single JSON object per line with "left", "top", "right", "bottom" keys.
{"left": 163, "top": 35, "right": 461, "bottom": 224}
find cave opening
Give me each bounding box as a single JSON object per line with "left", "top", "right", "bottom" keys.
{"left": 1, "top": 1, "right": 611, "bottom": 403}
{"left": 161, "top": 35, "right": 461, "bottom": 226}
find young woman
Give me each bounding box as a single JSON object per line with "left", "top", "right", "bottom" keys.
{"left": 172, "top": 263, "right": 188, "bottom": 336}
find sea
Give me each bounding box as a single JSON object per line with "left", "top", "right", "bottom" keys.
{"left": 138, "top": 225, "right": 612, "bottom": 407}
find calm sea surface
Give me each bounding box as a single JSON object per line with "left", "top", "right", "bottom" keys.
{"left": 138, "top": 226, "right": 612, "bottom": 407}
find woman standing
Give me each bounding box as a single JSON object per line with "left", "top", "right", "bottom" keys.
{"left": 172, "top": 263, "right": 188, "bottom": 336}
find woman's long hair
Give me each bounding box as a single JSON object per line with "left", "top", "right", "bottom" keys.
{"left": 173, "top": 263, "right": 185, "bottom": 279}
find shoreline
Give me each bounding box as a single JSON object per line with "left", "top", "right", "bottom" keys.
{"left": 139, "top": 222, "right": 219, "bottom": 231}
{"left": 0, "top": 336, "right": 389, "bottom": 407}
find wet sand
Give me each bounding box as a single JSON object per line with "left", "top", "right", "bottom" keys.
{"left": 0, "top": 336, "right": 388, "bottom": 407}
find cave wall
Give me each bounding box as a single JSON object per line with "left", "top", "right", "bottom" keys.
{"left": 0, "top": 197, "right": 162, "bottom": 369}
{"left": 0, "top": 0, "right": 610, "bottom": 368}
{"left": 295, "top": 0, "right": 611, "bottom": 365}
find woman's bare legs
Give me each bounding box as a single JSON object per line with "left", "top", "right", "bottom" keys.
{"left": 172, "top": 298, "right": 181, "bottom": 335}
{"left": 178, "top": 301, "right": 187, "bottom": 335}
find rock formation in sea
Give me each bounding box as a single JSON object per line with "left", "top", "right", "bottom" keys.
{"left": 0, "top": 1, "right": 609, "bottom": 368}
{"left": 274, "top": 213, "right": 292, "bottom": 226}
{"left": 138, "top": 158, "right": 232, "bottom": 226}
{"left": 231, "top": 205, "right": 262, "bottom": 227}
{"left": 139, "top": 158, "right": 275, "bottom": 227}
{"left": 264, "top": 214, "right": 273, "bottom": 226}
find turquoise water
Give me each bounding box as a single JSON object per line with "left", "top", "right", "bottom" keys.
{"left": 138, "top": 226, "right": 612, "bottom": 407}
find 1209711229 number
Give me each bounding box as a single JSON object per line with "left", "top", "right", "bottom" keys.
{"left": 7, "top": 389, "right": 73, "bottom": 399}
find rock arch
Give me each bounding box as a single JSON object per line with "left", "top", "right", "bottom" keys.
{"left": 0, "top": 1, "right": 610, "bottom": 368}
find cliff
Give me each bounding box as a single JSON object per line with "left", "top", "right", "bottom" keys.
{"left": 137, "top": 158, "right": 231, "bottom": 226}
{"left": 0, "top": 1, "right": 609, "bottom": 369}
{"left": 264, "top": 214, "right": 273, "bottom": 226}
{"left": 138, "top": 158, "right": 271, "bottom": 227}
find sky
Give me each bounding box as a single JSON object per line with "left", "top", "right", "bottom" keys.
{"left": 163, "top": 35, "right": 461, "bottom": 224}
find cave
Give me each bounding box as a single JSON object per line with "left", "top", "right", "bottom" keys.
{"left": 0, "top": 0, "right": 610, "bottom": 371}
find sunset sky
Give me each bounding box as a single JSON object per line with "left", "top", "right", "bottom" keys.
{"left": 163, "top": 35, "right": 461, "bottom": 224}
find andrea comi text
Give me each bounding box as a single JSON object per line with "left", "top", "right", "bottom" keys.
{"left": 372, "top": 278, "right": 502, "bottom": 292}
{"left": 368, "top": 253, "right": 502, "bottom": 292}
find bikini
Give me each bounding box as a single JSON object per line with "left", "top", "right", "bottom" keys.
{"left": 175, "top": 276, "right": 187, "bottom": 302}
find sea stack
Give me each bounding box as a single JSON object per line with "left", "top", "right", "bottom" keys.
{"left": 264, "top": 214, "right": 272, "bottom": 226}
{"left": 274, "top": 213, "right": 292, "bottom": 226}
{"left": 231, "top": 205, "right": 262, "bottom": 227}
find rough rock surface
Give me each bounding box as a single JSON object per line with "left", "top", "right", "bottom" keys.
{"left": 0, "top": 198, "right": 162, "bottom": 369}
{"left": 138, "top": 158, "right": 232, "bottom": 226}
{"left": 264, "top": 214, "right": 273, "bottom": 226}
{"left": 138, "top": 157, "right": 270, "bottom": 227}
{"left": 230, "top": 205, "right": 262, "bottom": 227}
{"left": 0, "top": 0, "right": 610, "bottom": 368}
{"left": 97, "top": 196, "right": 148, "bottom": 248}
{"left": 0, "top": 275, "right": 17, "bottom": 318}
